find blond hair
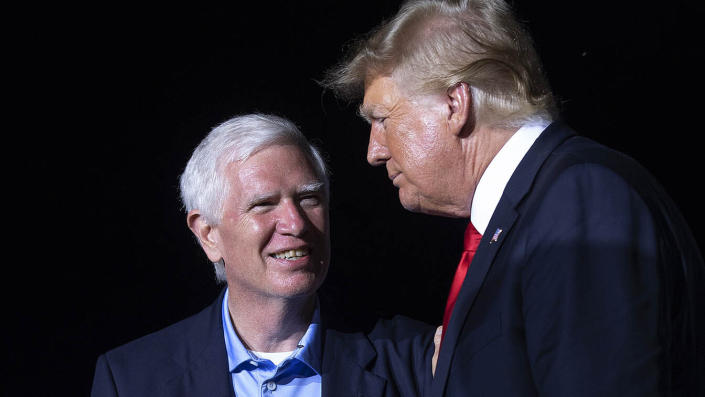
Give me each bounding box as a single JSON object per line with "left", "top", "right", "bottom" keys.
{"left": 324, "top": 0, "right": 556, "bottom": 128}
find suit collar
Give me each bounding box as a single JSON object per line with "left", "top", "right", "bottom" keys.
{"left": 432, "top": 121, "right": 576, "bottom": 396}
{"left": 495, "top": 121, "right": 576, "bottom": 209}
{"left": 471, "top": 120, "right": 548, "bottom": 235}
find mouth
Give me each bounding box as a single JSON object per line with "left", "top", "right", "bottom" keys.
{"left": 388, "top": 173, "right": 400, "bottom": 186}
{"left": 270, "top": 247, "right": 310, "bottom": 260}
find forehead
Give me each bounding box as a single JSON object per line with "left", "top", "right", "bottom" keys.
{"left": 361, "top": 76, "right": 405, "bottom": 114}
{"left": 226, "top": 144, "right": 319, "bottom": 191}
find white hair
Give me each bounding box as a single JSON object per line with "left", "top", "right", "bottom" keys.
{"left": 179, "top": 113, "right": 329, "bottom": 281}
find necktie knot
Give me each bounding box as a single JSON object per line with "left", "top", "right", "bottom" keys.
{"left": 463, "top": 223, "right": 483, "bottom": 251}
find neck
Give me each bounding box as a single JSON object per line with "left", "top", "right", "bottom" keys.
{"left": 227, "top": 290, "right": 316, "bottom": 353}
{"left": 460, "top": 124, "right": 517, "bottom": 215}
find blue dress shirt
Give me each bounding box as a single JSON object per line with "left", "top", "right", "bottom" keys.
{"left": 222, "top": 289, "right": 322, "bottom": 397}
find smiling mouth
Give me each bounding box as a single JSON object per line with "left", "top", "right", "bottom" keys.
{"left": 270, "top": 248, "right": 310, "bottom": 260}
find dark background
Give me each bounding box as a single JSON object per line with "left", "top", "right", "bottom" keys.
{"left": 7, "top": 0, "right": 703, "bottom": 395}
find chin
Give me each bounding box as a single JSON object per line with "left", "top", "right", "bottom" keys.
{"left": 399, "top": 190, "right": 423, "bottom": 214}
{"left": 399, "top": 191, "right": 461, "bottom": 218}
{"left": 271, "top": 273, "right": 326, "bottom": 298}
{"left": 399, "top": 194, "right": 436, "bottom": 216}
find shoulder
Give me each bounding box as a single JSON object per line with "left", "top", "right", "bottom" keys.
{"left": 104, "top": 297, "right": 219, "bottom": 367}
{"left": 521, "top": 145, "right": 665, "bottom": 255}
{"left": 320, "top": 310, "right": 435, "bottom": 369}
{"left": 367, "top": 315, "right": 435, "bottom": 347}
{"left": 92, "top": 294, "right": 223, "bottom": 395}
{"left": 528, "top": 134, "right": 669, "bottom": 216}
{"left": 503, "top": 123, "right": 671, "bottom": 228}
{"left": 546, "top": 135, "right": 651, "bottom": 183}
{"left": 319, "top": 293, "right": 435, "bottom": 349}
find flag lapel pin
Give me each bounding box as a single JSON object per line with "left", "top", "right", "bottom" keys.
{"left": 490, "top": 228, "right": 503, "bottom": 244}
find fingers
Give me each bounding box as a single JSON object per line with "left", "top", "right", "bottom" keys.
{"left": 432, "top": 325, "right": 442, "bottom": 376}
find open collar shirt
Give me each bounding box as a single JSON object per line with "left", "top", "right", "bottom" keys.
{"left": 221, "top": 288, "right": 322, "bottom": 397}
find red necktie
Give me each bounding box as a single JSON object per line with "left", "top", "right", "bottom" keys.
{"left": 441, "top": 223, "right": 482, "bottom": 343}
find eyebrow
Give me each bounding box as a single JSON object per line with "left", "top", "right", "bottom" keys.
{"left": 298, "top": 182, "right": 325, "bottom": 195}
{"left": 358, "top": 103, "right": 375, "bottom": 123}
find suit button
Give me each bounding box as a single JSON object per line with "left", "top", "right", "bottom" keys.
{"left": 266, "top": 380, "right": 277, "bottom": 391}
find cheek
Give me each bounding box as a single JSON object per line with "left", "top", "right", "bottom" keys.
{"left": 220, "top": 217, "right": 271, "bottom": 254}
{"left": 248, "top": 219, "right": 266, "bottom": 234}
{"left": 416, "top": 115, "right": 446, "bottom": 153}
{"left": 307, "top": 208, "right": 329, "bottom": 235}
{"left": 395, "top": 126, "right": 444, "bottom": 172}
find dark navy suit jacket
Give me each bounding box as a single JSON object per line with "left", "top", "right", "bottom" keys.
{"left": 433, "top": 122, "right": 705, "bottom": 396}
{"left": 91, "top": 290, "right": 434, "bottom": 397}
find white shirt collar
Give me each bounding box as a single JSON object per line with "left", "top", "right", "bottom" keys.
{"left": 470, "top": 120, "right": 551, "bottom": 235}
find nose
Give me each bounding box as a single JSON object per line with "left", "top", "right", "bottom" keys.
{"left": 366, "top": 124, "right": 390, "bottom": 166}
{"left": 276, "top": 200, "right": 308, "bottom": 236}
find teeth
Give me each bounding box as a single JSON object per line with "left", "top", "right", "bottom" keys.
{"left": 272, "top": 248, "right": 309, "bottom": 260}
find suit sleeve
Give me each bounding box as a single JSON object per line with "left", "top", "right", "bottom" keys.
{"left": 368, "top": 316, "right": 436, "bottom": 397}
{"left": 91, "top": 354, "right": 119, "bottom": 397}
{"left": 521, "top": 163, "right": 664, "bottom": 396}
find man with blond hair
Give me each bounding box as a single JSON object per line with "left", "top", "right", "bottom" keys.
{"left": 325, "top": 0, "right": 705, "bottom": 395}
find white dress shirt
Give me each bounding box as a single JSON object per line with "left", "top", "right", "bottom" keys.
{"left": 470, "top": 120, "right": 551, "bottom": 235}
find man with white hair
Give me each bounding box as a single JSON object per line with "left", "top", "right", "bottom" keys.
{"left": 325, "top": 0, "right": 705, "bottom": 395}
{"left": 91, "top": 114, "right": 435, "bottom": 397}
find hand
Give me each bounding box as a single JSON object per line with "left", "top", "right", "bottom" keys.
{"left": 432, "top": 325, "right": 442, "bottom": 376}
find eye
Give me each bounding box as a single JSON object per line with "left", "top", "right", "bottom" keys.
{"left": 248, "top": 200, "right": 275, "bottom": 212}
{"left": 300, "top": 194, "right": 322, "bottom": 207}
{"left": 374, "top": 116, "right": 387, "bottom": 125}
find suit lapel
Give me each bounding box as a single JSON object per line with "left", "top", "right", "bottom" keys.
{"left": 432, "top": 208, "right": 518, "bottom": 396}
{"left": 321, "top": 325, "right": 387, "bottom": 397}
{"left": 164, "top": 289, "right": 234, "bottom": 397}
{"left": 432, "top": 122, "right": 576, "bottom": 396}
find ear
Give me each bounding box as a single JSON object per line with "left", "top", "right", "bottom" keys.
{"left": 446, "top": 82, "right": 474, "bottom": 137}
{"left": 187, "top": 209, "right": 223, "bottom": 263}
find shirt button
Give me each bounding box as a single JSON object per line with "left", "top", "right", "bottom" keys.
{"left": 266, "top": 380, "right": 277, "bottom": 391}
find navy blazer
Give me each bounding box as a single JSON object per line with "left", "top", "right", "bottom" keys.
{"left": 91, "top": 290, "right": 434, "bottom": 397}
{"left": 432, "top": 122, "right": 705, "bottom": 396}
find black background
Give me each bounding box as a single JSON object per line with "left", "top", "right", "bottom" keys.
{"left": 7, "top": 1, "right": 703, "bottom": 395}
